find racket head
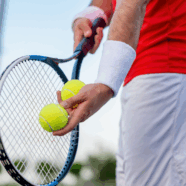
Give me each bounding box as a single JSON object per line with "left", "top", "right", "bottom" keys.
{"left": 0, "top": 55, "right": 79, "bottom": 186}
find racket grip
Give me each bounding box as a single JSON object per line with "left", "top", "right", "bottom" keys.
{"left": 74, "top": 17, "right": 106, "bottom": 56}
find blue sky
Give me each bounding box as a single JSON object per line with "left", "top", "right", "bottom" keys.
{"left": 1, "top": 0, "right": 123, "bottom": 181}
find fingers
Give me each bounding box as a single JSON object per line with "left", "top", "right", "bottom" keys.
{"left": 53, "top": 91, "right": 88, "bottom": 136}
{"left": 80, "top": 20, "right": 92, "bottom": 37}
{"left": 73, "top": 29, "right": 83, "bottom": 51}
{"left": 73, "top": 18, "right": 92, "bottom": 51}
{"left": 60, "top": 92, "right": 87, "bottom": 109}
{"left": 90, "top": 27, "right": 103, "bottom": 54}
{"left": 53, "top": 84, "right": 113, "bottom": 137}
{"left": 73, "top": 18, "right": 103, "bottom": 54}
{"left": 57, "top": 91, "right": 62, "bottom": 103}
{"left": 56, "top": 90, "right": 73, "bottom": 116}
{"left": 53, "top": 105, "right": 90, "bottom": 136}
{"left": 57, "top": 90, "right": 87, "bottom": 118}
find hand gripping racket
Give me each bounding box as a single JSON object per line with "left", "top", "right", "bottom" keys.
{"left": 0, "top": 17, "right": 106, "bottom": 186}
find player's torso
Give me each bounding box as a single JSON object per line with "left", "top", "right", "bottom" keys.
{"left": 112, "top": 0, "right": 186, "bottom": 85}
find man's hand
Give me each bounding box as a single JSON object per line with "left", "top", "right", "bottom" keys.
{"left": 53, "top": 83, "right": 114, "bottom": 136}
{"left": 73, "top": 18, "right": 103, "bottom": 54}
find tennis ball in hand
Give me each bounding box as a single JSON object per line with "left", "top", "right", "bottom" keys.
{"left": 61, "top": 79, "right": 85, "bottom": 108}
{"left": 39, "top": 103, "right": 68, "bottom": 132}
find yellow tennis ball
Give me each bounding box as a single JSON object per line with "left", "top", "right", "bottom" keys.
{"left": 61, "top": 80, "right": 85, "bottom": 108}
{"left": 39, "top": 103, "right": 68, "bottom": 132}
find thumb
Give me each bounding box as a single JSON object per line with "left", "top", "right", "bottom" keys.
{"left": 60, "top": 93, "right": 86, "bottom": 109}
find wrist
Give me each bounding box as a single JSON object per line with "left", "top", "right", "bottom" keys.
{"left": 95, "top": 40, "right": 136, "bottom": 98}
{"left": 72, "top": 5, "right": 108, "bottom": 29}
{"left": 97, "top": 83, "right": 114, "bottom": 97}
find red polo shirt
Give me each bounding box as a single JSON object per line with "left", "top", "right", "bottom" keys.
{"left": 112, "top": 0, "right": 186, "bottom": 86}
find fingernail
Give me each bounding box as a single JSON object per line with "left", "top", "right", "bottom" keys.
{"left": 85, "top": 31, "right": 91, "bottom": 36}
{"left": 61, "top": 102, "right": 67, "bottom": 108}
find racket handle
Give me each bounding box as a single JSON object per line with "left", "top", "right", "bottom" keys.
{"left": 74, "top": 17, "right": 106, "bottom": 56}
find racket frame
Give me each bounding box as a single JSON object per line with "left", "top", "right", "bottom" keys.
{"left": 0, "top": 54, "right": 83, "bottom": 186}
{"left": 0, "top": 17, "right": 106, "bottom": 185}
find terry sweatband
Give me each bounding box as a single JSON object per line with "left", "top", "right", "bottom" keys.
{"left": 94, "top": 40, "right": 136, "bottom": 98}
{"left": 72, "top": 5, "right": 108, "bottom": 27}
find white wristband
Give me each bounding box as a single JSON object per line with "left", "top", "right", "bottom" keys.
{"left": 72, "top": 5, "right": 108, "bottom": 27}
{"left": 94, "top": 40, "right": 136, "bottom": 98}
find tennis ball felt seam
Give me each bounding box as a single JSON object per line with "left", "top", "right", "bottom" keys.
{"left": 61, "top": 89, "right": 75, "bottom": 96}
{"left": 56, "top": 104, "right": 68, "bottom": 120}
{"left": 39, "top": 104, "right": 68, "bottom": 132}
{"left": 39, "top": 115, "right": 54, "bottom": 132}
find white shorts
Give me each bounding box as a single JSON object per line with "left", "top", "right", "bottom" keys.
{"left": 116, "top": 73, "right": 186, "bottom": 186}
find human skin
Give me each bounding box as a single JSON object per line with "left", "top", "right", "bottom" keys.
{"left": 53, "top": 0, "right": 150, "bottom": 136}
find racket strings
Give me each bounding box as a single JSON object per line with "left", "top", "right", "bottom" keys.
{"left": 0, "top": 60, "right": 73, "bottom": 184}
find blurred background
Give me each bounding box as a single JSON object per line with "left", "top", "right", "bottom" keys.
{"left": 0, "top": 0, "right": 123, "bottom": 185}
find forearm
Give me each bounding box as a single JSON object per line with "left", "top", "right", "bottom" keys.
{"left": 108, "top": 0, "right": 149, "bottom": 50}
{"left": 95, "top": 0, "right": 150, "bottom": 97}
{"left": 90, "top": 0, "right": 113, "bottom": 25}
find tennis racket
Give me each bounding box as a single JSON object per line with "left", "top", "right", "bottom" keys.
{"left": 0, "top": 17, "right": 106, "bottom": 186}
